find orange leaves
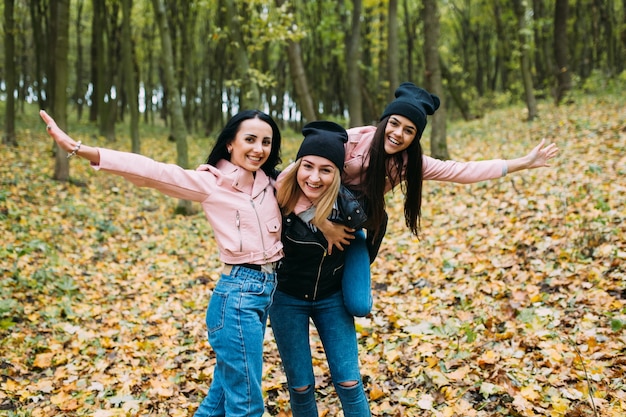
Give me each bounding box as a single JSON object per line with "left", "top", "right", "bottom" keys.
{"left": 3, "top": 99, "right": 626, "bottom": 415}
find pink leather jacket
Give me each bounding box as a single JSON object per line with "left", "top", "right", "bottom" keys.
{"left": 94, "top": 149, "right": 283, "bottom": 265}
{"left": 343, "top": 126, "right": 507, "bottom": 192}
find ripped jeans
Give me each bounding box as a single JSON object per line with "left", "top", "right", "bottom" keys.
{"left": 269, "top": 290, "right": 370, "bottom": 417}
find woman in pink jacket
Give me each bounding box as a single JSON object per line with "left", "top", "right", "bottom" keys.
{"left": 318, "top": 82, "right": 559, "bottom": 317}
{"left": 40, "top": 109, "right": 283, "bottom": 417}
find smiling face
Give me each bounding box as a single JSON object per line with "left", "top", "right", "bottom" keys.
{"left": 383, "top": 114, "right": 419, "bottom": 155}
{"left": 227, "top": 117, "right": 274, "bottom": 172}
{"left": 296, "top": 155, "right": 337, "bottom": 204}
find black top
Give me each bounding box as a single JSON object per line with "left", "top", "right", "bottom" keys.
{"left": 276, "top": 186, "right": 366, "bottom": 301}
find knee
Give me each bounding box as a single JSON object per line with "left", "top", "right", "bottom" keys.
{"left": 293, "top": 385, "right": 311, "bottom": 392}
{"left": 345, "top": 302, "right": 372, "bottom": 318}
{"left": 338, "top": 380, "right": 358, "bottom": 388}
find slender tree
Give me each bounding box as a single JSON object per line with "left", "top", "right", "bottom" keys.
{"left": 554, "top": 0, "right": 571, "bottom": 105}
{"left": 387, "top": 0, "right": 399, "bottom": 101}
{"left": 90, "top": 0, "right": 105, "bottom": 123}
{"left": 30, "top": 0, "right": 48, "bottom": 111}
{"left": 73, "top": 0, "right": 86, "bottom": 121}
{"left": 402, "top": 0, "right": 416, "bottom": 81}
{"left": 422, "top": 0, "right": 448, "bottom": 160}
{"left": 3, "top": 0, "right": 18, "bottom": 147}
{"left": 275, "top": 0, "right": 317, "bottom": 123}
{"left": 346, "top": 0, "right": 363, "bottom": 127}
{"left": 224, "top": 0, "right": 260, "bottom": 109}
{"left": 532, "top": 0, "right": 553, "bottom": 90}
{"left": 151, "top": 0, "right": 192, "bottom": 214}
{"left": 50, "top": 0, "right": 71, "bottom": 181}
{"left": 511, "top": 0, "right": 538, "bottom": 120}
{"left": 122, "top": 0, "right": 140, "bottom": 152}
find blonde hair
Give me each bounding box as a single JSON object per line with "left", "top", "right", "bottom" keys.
{"left": 277, "top": 158, "right": 342, "bottom": 226}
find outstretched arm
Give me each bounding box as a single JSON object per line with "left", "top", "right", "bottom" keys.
{"left": 505, "top": 138, "right": 559, "bottom": 174}
{"left": 40, "top": 110, "right": 100, "bottom": 164}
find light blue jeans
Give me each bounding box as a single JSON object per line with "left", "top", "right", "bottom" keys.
{"left": 269, "top": 290, "right": 370, "bottom": 417}
{"left": 194, "top": 266, "right": 277, "bottom": 417}
{"left": 342, "top": 230, "right": 373, "bottom": 317}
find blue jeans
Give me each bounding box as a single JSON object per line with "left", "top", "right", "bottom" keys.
{"left": 194, "top": 266, "right": 277, "bottom": 417}
{"left": 269, "top": 290, "right": 370, "bottom": 417}
{"left": 342, "top": 230, "right": 373, "bottom": 317}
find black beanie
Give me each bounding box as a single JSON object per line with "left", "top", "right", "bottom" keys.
{"left": 380, "top": 82, "right": 441, "bottom": 137}
{"left": 296, "top": 121, "right": 348, "bottom": 171}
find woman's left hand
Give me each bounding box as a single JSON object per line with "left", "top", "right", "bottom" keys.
{"left": 507, "top": 139, "right": 559, "bottom": 173}
{"left": 525, "top": 138, "right": 559, "bottom": 169}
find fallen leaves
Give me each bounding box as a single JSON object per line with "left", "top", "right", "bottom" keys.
{"left": 2, "top": 97, "right": 626, "bottom": 416}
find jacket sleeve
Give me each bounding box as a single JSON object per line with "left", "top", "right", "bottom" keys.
{"left": 92, "top": 148, "right": 213, "bottom": 202}
{"left": 421, "top": 155, "right": 507, "bottom": 184}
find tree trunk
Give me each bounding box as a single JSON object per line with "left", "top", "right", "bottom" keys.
{"left": 387, "top": 0, "right": 399, "bottom": 101}
{"left": 90, "top": 0, "right": 105, "bottom": 123}
{"left": 554, "top": 0, "right": 571, "bottom": 105}
{"left": 51, "top": 0, "right": 71, "bottom": 181}
{"left": 622, "top": 0, "right": 626, "bottom": 71}
{"left": 346, "top": 0, "right": 363, "bottom": 127}
{"left": 224, "top": 0, "right": 260, "bottom": 110}
{"left": 102, "top": 2, "right": 120, "bottom": 142}
{"left": 402, "top": 0, "right": 415, "bottom": 81}
{"left": 3, "top": 0, "right": 18, "bottom": 147}
{"left": 422, "top": 0, "right": 448, "bottom": 160}
{"left": 533, "top": 0, "right": 552, "bottom": 90}
{"left": 74, "top": 0, "right": 86, "bottom": 121}
{"left": 441, "top": 59, "right": 476, "bottom": 121}
{"left": 511, "top": 0, "right": 538, "bottom": 121}
{"left": 492, "top": 1, "right": 510, "bottom": 91}
{"left": 29, "top": 0, "right": 48, "bottom": 111}
{"left": 151, "top": 0, "right": 192, "bottom": 214}
{"left": 275, "top": 0, "right": 317, "bottom": 123}
{"left": 122, "top": 0, "right": 141, "bottom": 153}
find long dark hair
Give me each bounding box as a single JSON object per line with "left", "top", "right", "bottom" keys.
{"left": 362, "top": 116, "right": 424, "bottom": 237}
{"left": 205, "top": 110, "right": 282, "bottom": 178}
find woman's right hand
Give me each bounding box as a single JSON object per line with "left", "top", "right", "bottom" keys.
{"left": 316, "top": 218, "right": 355, "bottom": 254}
{"left": 40, "top": 110, "right": 101, "bottom": 164}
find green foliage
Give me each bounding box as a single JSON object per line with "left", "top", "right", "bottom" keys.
{"left": 581, "top": 69, "right": 626, "bottom": 95}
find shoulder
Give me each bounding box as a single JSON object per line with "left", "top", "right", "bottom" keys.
{"left": 345, "top": 125, "right": 376, "bottom": 158}
{"left": 346, "top": 125, "right": 376, "bottom": 142}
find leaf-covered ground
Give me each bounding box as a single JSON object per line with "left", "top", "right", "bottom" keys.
{"left": 1, "top": 96, "right": 625, "bottom": 417}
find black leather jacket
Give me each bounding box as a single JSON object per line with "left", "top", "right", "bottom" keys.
{"left": 276, "top": 186, "right": 366, "bottom": 301}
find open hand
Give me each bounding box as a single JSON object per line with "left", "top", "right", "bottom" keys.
{"left": 40, "top": 110, "right": 100, "bottom": 163}
{"left": 525, "top": 138, "right": 559, "bottom": 169}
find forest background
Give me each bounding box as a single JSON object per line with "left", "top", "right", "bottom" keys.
{"left": 1, "top": 0, "right": 626, "bottom": 416}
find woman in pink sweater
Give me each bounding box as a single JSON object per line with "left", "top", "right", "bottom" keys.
{"left": 318, "top": 83, "right": 559, "bottom": 317}
{"left": 40, "top": 109, "right": 282, "bottom": 417}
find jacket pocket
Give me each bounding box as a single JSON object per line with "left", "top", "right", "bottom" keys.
{"left": 265, "top": 216, "right": 281, "bottom": 234}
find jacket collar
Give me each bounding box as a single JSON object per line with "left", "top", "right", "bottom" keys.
{"left": 216, "top": 159, "right": 271, "bottom": 197}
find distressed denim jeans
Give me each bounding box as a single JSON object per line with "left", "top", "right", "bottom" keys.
{"left": 269, "top": 290, "right": 370, "bottom": 417}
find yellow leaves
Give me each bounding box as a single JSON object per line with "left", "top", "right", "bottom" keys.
{"left": 368, "top": 383, "right": 385, "bottom": 401}
{"left": 33, "top": 352, "right": 55, "bottom": 369}
{"left": 477, "top": 350, "right": 500, "bottom": 368}
{"left": 4, "top": 100, "right": 626, "bottom": 415}
{"left": 150, "top": 377, "right": 175, "bottom": 397}
{"left": 445, "top": 365, "right": 470, "bottom": 381}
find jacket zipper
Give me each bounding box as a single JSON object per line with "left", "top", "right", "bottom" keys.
{"left": 312, "top": 251, "right": 327, "bottom": 300}
{"left": 236, "top": 210, "right": 242, "bottom": 252}
{"left": 250, "top": 199, "right": 267, "bottom": 261}
{"left": 285, "top": 235, "right": 326, "bottom": 299}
